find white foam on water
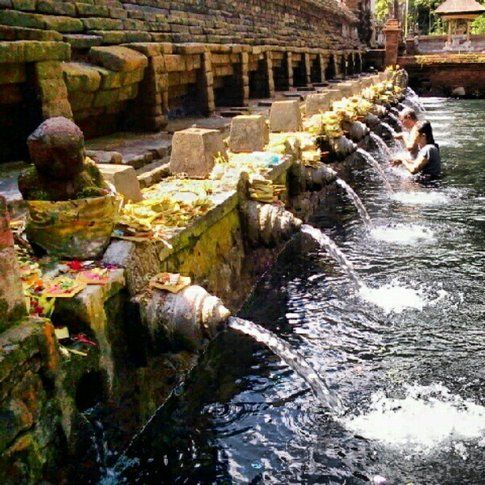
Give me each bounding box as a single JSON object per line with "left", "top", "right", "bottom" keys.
{"left": 392, "top": 191, "right": 449, "bottom": 205}
{"left": 359, "top": 282, "right": 426, "bottom": 314}
{"left": 370, "top": 224, "right": 435, "bottom": 245}
{"left": 343, "top": 384, "right": 485, "bottom": 454}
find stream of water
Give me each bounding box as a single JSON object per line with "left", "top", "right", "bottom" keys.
{"left": 106, "top": 97, "right": 485, "bottom": 484}
{"left": 335, "top": 178, "right": 373, "bottom": 228}
{"left": 356, "top": 148, "right": 393, "bottom": 193}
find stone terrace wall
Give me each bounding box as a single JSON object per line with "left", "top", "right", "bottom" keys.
{"left": 0, "top": 0, "right": 359, "bottom": 49}
{"left": 0, "top": 0, "right": 363, "bottom": 158}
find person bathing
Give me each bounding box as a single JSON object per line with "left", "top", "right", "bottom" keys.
{"left": 392, "top": 120, "right": 441, "bottom": 179}
{"left": 393, "top": 107, "right": 420, "bottom": 158}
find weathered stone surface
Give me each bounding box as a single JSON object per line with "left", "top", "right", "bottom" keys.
{"left": 269, "top": 100, "right": 302, "bottom": 132}
{"left": 305, "top": 92, "right": 333, "bottom": 116}
{"left": 170, "top": 127, "right": 226, "bottom": 178}
{"left": 85, "top": 149, "right": 123, "bottom": 165}
{"left": 229, "top": 115, "right": 269, "bottom": 153}
{"left": 0, "top": 196, "right": 26, "bottom": 331}
{"left": 62, "top": 33, "right": 102, "bottom": 49}
{"left": 34, "top": 60, "right": 62, "bottom": 79}
{"left": 98, "top": 163, "right": 142, "bottom": 202}
{"left": 89, "top": 45, "right": 148, "bottom": 72}
{"left": 0, "top": 25, "right": 62, "bottom": 42}
{"left": 26, "top": 116, "right": 85, "bottom": 179}
{"left": 63, "top": 62, "right": 102, "bottom": 92}
{"left": 0, "top": 41, "right": 70, "bottom": 64}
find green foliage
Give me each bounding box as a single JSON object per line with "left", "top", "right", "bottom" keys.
{"left": 408, "top": 0, "right": 446, "bottom": 34}
{"left": 471, "top": 14, "right": 485, "bottom": 34}
{"left": 375, "top": 0, "right": 391, "bottom": 22}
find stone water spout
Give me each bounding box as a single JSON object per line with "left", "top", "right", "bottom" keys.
{"left": 138, "top": 285, "right": 231, "bottom": 351}
{"left": 342, "top": 120, "right": 370, "bottom": 142}
{"left": 303, "top": 163, "right": 337, "bottom": 190}
{"left": 329, "top": 135, "right": 358, "bottom": 161}
{"left": 241, "top": 200, "right": 303, "bottom": 247}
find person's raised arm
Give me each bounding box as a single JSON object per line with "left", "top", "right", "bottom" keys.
{"left": 405, "top": 127, "right": 419, "bottom": 152}
{"left": 402, "top": 153, "right": 429, "bottom": 174}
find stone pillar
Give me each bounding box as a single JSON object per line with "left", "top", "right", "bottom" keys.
{"left": 124, "top": 43, "right": 169, "bottom": 131}
{"left": 241, "top": 51, "right": 250, "bottom": 107}
{"left": 286, "top": 51, "right": 294, "bottom": 88}
{"left": 304, "top": 53, "right": 312, "bottom": 85}
{"left": 334, "top": 54, "right": 342, "bottom": 79}
{"left": 202, "top": 51, "right": 215, "bottom": 114}
{"left": 265, "top": 50, "right": 275, "bottom": 98}
{"left": 0, "top": 196, "right": 26, "bottom": 332}
{"left": 383, "top": 18, "right": 401, "bottom": 67}
{"left": 35, "top": 60, "right": 73, "bottom": 119}
{"left": 319, "top": 54, "right": 327, "bottom": 81}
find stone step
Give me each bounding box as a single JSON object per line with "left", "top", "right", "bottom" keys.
{"left": 136, "top": 158, "right": 171, "bottom": 189}
{"left": 85, "top": 132, "right": 172, "bottom": 170}
{"left": 282, "top": 92, "right": 304, "bottom": 100}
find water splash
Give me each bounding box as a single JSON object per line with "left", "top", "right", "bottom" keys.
{"left": 369, "top": 132, "right": 392, "bottom": 159}
{"left": 357, "top": 148, "right": 393, "bottom": 193}
{"left": 335, "top": 178, "right": 373, "bottom": 228}
{"left": 370, "top": 224, "right": 435, "bottom": 244}
{"left": 359, "top": 282, "right": 426, "bottom": 314}
{"left": 405, "top": 87, "right": 426, "bottom": 112}
{"left": 388, "top": 112, "right": 404, "bottom": 130}
{"left": 301, "top": 224, "right": 363, "bottom": 289}
{"left": 380, "top": 121, "right": 397, "bottom": 137}
{"left": 228, "top": 317, "right": 344, "bottom": 413}
{"left": 392, "top": 191, "right": 449, "bottom": 205}
{"left": 343, "top": 384, "right": 485, "bottom": 454}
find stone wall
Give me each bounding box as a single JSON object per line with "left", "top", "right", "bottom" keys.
{"left": 0, "top": 0, "right": 358, "bottom": 49}
{"left": 399, "top": 54, "right": 485, "bottom": 97}
{"left": 0, "top": 0, "right": 364, "bottom": 157}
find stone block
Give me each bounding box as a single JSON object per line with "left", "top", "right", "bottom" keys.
{"left": 37, "top": 78, "right": 68, "bottom": 102}
{"left": 89, "top": 45, "right": 148, "bottom": 72}
{"left": 24, "top": 41, "right": 71, "bottom": 62}
{"left": 93, "top": 88, "right": 119, "bottom": 107}
{"left": 41, "top": 97, "right": 73, "bottom": 119}
{"left": 34, "top": 60, "right": 62, "bottom": 80}
{"left": 76, "top": 3, "right": 110, "bottom": 17}
{"left": 0, "top": 25, "right": 63, "bottom": 42}
{"left": 37, "top": 0, "right": 76, "bottom": 16}
{"left": 11, "top": 0, "right": 35, "bottom": 10}
{"left": 164, "top": 54, "right": 186, "bottom": 72}
{"left": 68, "top": 90, "right": 95, "bottom": 110}
{"left": 82, "top": 17, "right": 123, "bottom": 31}
{"left": 0, "top": 196, "right": 26, "bottom": 331}
{"left": 305, "top": 93, "right": 333, "bottom": 116}
{"left": 98, "top": 164, "right": 142, "bottom": 202}
{"left": 269, "top": 100, "right": 302, "bottom": 133}
{"left": 229, "top": 115, "right": 269, "bottom": 153}
{"left": 337, "top": 82, "right": 353, "bottom": 97}
{"left": 63, "top": 62, "right": 102, "bottom": 92}
{"left": 42, "top": 14, "right": 84, "bottom": 33}
{"left": 62, "top": 34, "right": 102, "bottom": 49}
{"left": 170, "top": 128, "right": 226, "bottom": 178}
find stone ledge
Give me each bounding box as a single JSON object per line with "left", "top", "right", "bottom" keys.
{"left": 0, "top": 40, "right": 70, "bottom": 63}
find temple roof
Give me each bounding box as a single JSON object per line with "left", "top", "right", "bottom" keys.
{"left": 435, "top": 0, "right": 485, "bottom": 15}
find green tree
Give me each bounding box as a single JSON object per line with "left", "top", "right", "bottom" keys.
{"left": 471, "top": 14, "right": 485, "bottom": 34}
{"left": 375, "top": 0, "right": 391, "bottom": 22}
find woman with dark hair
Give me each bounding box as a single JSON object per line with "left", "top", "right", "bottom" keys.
{"left": 392, "top": 120, "right": 441, "bottom": 178}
